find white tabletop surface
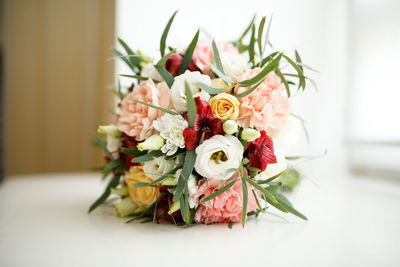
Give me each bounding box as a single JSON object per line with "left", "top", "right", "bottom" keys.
{"left": 1, "top": 170, "right": 400, "bottom": 267}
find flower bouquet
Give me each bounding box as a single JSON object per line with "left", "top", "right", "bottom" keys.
{"left": 89, "top": 11, "right": 316, "bottom": 227}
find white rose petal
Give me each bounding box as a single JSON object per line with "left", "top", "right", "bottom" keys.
{"left": 143, "top": 156, "right": 177, "bottom": 180}
{"left": 140, "top": 63, "right": 163, "bottom": 81}
{"left": 220, "top": 52, "right": 251, "bottom": 80}
{"left": 153, "top": 113, "right": 188, "bottom": 156}
{"left": 194, "top": 135, "right": 243, "bottom": 180}
{"left": 170, "top": 70, "right": 211, "bottom": 113}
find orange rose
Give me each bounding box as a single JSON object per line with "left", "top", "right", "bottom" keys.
{"left": 209, "top": 93, "right": 240, "bottom": 121}
{"left": 124, "top": 166, "right": 160, "bottom": 207}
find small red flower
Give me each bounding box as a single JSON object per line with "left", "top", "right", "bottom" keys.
{"left": 247, "top": 130, "right": 277, "bottom": 172}
{"left": 165, "top": 53, "right": 200, "bottom": 76}
{"left": 183, "top": 97, "right": 224, "bottom": 150}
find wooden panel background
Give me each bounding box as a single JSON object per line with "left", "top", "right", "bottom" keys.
{"left": 2, "top": 0, "right": 115, "bottom": 175}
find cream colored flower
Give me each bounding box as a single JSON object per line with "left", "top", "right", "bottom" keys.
{"left": 209, "top": 93, "right": 240, "bottom": 121}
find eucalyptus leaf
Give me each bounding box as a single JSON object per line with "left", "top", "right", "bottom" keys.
{"left": 238, "top": 14, "right": 256, "bottom": 52}
{"left": 262, "top": 15, "right": 273, "bottom": 55}
{"left": 248, "top": 24, "right": 255, "bottom": 65}
{"left": 178, "top": 30, "right": 200, "bottom": 75}
{"left": 267, "top": 189, "right": 308, "bottom": 220}
{"left": 160, "top": 10, "right": 178, "bottom": 57}
{"left": 91, "top": 132, "right": 114, "bottom": 160}
{"left": 112, "top": 47, "right": 135, "bottom": 72}
{"left": 200, "top": 179, "right": 237, "bottom": 204}
{"left": 118, "top": 37, "right": 140, "bottom": 69}
{"left": 195, "top": 82, "right": 227, "bottom": 95}
{"left": 283, "top": 54, "right": 305, "bottom": 90}
{"left": 275, "top": 67, "right": 290, "bottom": 97}
{"left": 119, "top": 74, "right": 150, "bottom": 81}
{"left": 185, "top": 81, "right": 197, "bottom": 127}
{"left": 157, "top": 50, "right": 175, "bottom": 68}
{"left": 245, "top": 177, "right": 278, "bottom": 204}
{"left": 295, "top": 49, "right": 303, "bottom": 73}
{"left": 234, "top": 79, "right": 264, "bottom": 98}
{"left": 173, "top": 150, "right": 196, "bottom": 201}
{"left": 133, "top": 99, "right": 180, "bottom": 115}
{"left": 239, "top": 166, "right": 248, "bottom": 226}
{"left": 209, "top": 64, "right": 233, "bottom": 86}
{"left": 154, "top": 65, "right": 175, "bottom": 88}
{"left": 121, "top": 147, "right": 146, "bottom": 157}
{"left": 212, "top": 39, "right": 225, "bottom": 75}
{"left": 239, "top": 53, "right": 282, "bottom": 87}
{"left": 257, "top": 170, "right": 286, "bottom": 184}
{"left": 131, "top": 150, "right": 164, "bottom": 163}
{"left": 257, "top": 16, "right": 266, "bottom": 57}
{"left": 88, "top": 174, "right": 121, "bottom": 213}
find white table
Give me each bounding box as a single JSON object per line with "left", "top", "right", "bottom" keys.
{"left": 1, "top": 171, "right": 400, "bottom": 267}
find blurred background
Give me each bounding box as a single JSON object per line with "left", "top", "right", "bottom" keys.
{"left": 1, "top": 0, "right": 399, "bottom": 179}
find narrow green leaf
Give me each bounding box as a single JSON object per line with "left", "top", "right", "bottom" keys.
{"left": 173, "top": 150, "right": 196, "bottom": 201}
{"left": 212, "top": 39, "right": 225, "bottom": 75}
{"left": 248, "top": 24, "right": 256, "bottom": 65}
{"left": 239, "top": 166, "right": 248, "bottom": 226}
{"left": 179, "top": 195, "right": 186, "bottom": 223}
{"left": 262, "top": 15, "right": 273, "bottom": 55}
{"left": 157, "top": 50, "right": 175, "bottom": 68}
{"left": 131, "top": 166, "right": 181, "bottom": 189}
{"left": 183, "top": 192, "right": 190, "bottom": 224}
{"left": 295, "top": 49, "right": 303, "bottom": 73}
{"left": 119, "top": 74, "right": 150, "bottom": 80}
{"left": 257, "top": 16, "right": 266, "bottom": 57}
{"left": 275, "top": 67, "right": 290, "bottom": 97}
{"left": 91, "top": 132, "right": 114, "bottom": 160}
{"left": 195, "top": 82, "right": 227, "bottom": 95}
{"left": 185, "top": 81, "right": 197, "bottom": 127}
{"left": 225, "top": 167, "right": 237, "bottom": 176}
{"left": 121, "top": 147, "right": 146, "bottom": 157}
{"left": 154, "top": 65, "right": 175, "bottom": 88}
{"left": 118, "top": 37, "right": 140, "bottom": 68}
{"left": 245, "top": 177, "right": 278, "bottom": 204}
{"left": 160, "top": 10, "right": 178, "bottom": 57}
{"left": 260, "top": 51, "right": 278, "bottom": 67}
{"left": 131, "top": 182, "right": 158, "bottom": 189}
{"left": 297, "top": 63, "right": 320, "bottom": 73}
{"left": 209, "top": 64, "right": 233, "bottom": 86}
{"left": 133, "top": 99, "right": 180, "bottom": 115}
{"left": 178, "top": 30, "right": 200, "bottom": 75}
{"left": 103, "top": 158, "right": 124, "bottom": 174}
{"left": 239, "top": 53, "right": 282, "bottom": 87}
{"left": 283, "top": 54, "right": 305, "bottom": 90}
{"left": 267, "top": 189, "right": 308, "bottom": 220}
{"left": 252, "top": 189, "right": 264, "bottom": 212}
{"left": 112, "top": 47, "right": 135, "bottom": 72}
{"left": 200, "top": 179, "right": 237, "bottom": 204}
{"left": 257, "top": 170, "right": 286, "bottom": 184}
{"left": 234, "top": 79, "right": 264, "bottom": 98}
{"left": 132, "top": 150, "right": 164, "bottom": 163}
{"left": 246, "top": 166, "right": 261, "bottom": 172}
{"left": 88, "top": 174, "right": 121, "bottom": 213}
{"left": 238, "top": 14, "right": 256, "bottom": 52}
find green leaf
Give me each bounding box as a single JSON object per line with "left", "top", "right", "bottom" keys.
{"left": 257, "top": 16, "right": 266, "bottom": 57}
{"left": 257, "top": 170, "right": 286, "bottom": 184}
{"left": 239, "top": 166, "right": 248, "bottom": 226}
{"left": 245, "top": 177, "right": 278, "bottom": 204}
{"left": 283, "top": 54, "right": 305, "bottom": 90}
{"left": 195, "top": 82, "right": 227, "bottom": 95}
{"left": 252, "top": 189, "right": 264, "bottom": 212}
{"left": 88, "top": 174, "right": 121, "bottom": 213}
{"left": 209, "top": 64, "right": 233, "bottom": 86}
{"left": 267, "top": 189, "right": 308, "bottom": 220}
{"left": 212, "top": 39, "right": 225, "bottom": 75}
{"left": 173, "top": 150, "right": 196, "bottom": 201}
{"left": 160, "top": 10, "right": 178, "bottom": 57}
{"left": 239, "top": 52, "right": 282, "bottom": 87}
{"left": 91, "top": 132, "right": 114, "bottom": 160}
{"left": 118, "top": 37, "right": 140, "bottom": 69}
{"left": 121, "top": 147, "right": 146, "bottom": 157}
{"left": 262, "top": 15, "right": 273, "bottom": 55}
{"left": 157, "top": 50, "right": 175, "bottom": 68}
{"left": 295, "top": 49, "right": 303, "bottom": 73}
{"left": 103, "top": 158, "right": 124, "bottom": 174}
{"left": 234, "top": 79, "right": 264, "bottom": 98}
{"left": 112, "top": 47, "right": 135, "bottom": 72}
{"left": 131, "top": 182, "right": 158, "bottom": 189}
{"left": 179, "top": 195, "right": 187, "bottom": 223}
{"left": 260, "top": 51, "right": 278, "bottom": 67}
{"left": 200, "top": 179, "right": 237, "bottom": 204}
{"left": 119, "top": 74, "right": 150, "bottom": 81}
{"left": 275, "top": 67, "right": 290, "bottom": 97}
{"left": 297, "top": 63, "right": 320, "bottom": 73}
{"left": 132, "top": 150, "right": 164, "bottom": 163}
{"left": 238, "top": 14, "right": 256, "bottom": 52}
{"left": 185, "top": 81, "right": 197, "bottom": 127}
{"left": 225, "top": 167, "right": 237, "bottom": 176}
{"left": 133, "top": 99, "right": 180, "bottom": 115}
{"left": 178, "top": 30, "right": 200, "bottom": 75}
{"left": 154, "top": 65, "right": 175, "bottom": 88}
{"left": 248, "top": 24, "right": 256, "bottom": 65}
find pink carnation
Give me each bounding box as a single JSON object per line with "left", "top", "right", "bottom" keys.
{"left": 191, "top": 38, "right": 238, "bottom": 76}
{"left": 193, "top": 172, "right": 259, "bottom": 224}
{"left": 118, "top": 80, "right": 170, "bottom": 141}
{"left": 236, "top": 68, "right": 290, "bottom": 132}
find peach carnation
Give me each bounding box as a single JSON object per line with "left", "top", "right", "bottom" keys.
{"left": 235, "top": 68, "right": 290, "bottom": 133}
{"left": 191, "top": 38, "right": 238, "bottom": 76}
{"left": 118, "top": 80, "right": 170, "bottom": 141}
{"left": 193, "top": 172, "right": 259, "bottom": 224}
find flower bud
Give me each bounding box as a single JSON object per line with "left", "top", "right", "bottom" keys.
{"left": 223, "top": 120, "right": 238, "bottom": 135}
{"left": 98, "top": 124, "right": 123, "bottom": 138}
{"left": 168, "top": 200, "right": 180, "bottom": 215}
{"left": 137, "top": 134, "right": 165, "bottom": 151}
{"left": 241, "top": 128, "right": 261, "bottom": 142}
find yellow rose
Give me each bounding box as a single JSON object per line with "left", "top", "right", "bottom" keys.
{"left": 124, "top": 166, "right": 160, "bottom": 208}
{"left": 209, "top": 93, "right": 240, "bottom": 121}
{"left": 211, "top": 78, "right": 232, "bottom": 93}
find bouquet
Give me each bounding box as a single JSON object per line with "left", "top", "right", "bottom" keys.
{"left": 89, "top": 11, "right": 316, "bottom": 227}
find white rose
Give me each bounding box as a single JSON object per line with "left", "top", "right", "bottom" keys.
{"left": 143, "top": 156, "right": 177, "bottom": 180}
{"left": 106, "top": 135, "right": 122, "bottom": 159}
{"left": 220, "top": 52, "right": 251, "bottom": 80}
{"left": 194, "top": 135, "right": 243, "bottom": 180}
{"left": 140, "top": 63, "right": 163, "bottom": 82}
{"left": 170, "top": 70, "right": 211, "bottom": 113}
{"left": 271, "top": 115, "right": 302, "bottom": 151}
{"left": 254, "top": 151, "right": 287, "bottom": 181}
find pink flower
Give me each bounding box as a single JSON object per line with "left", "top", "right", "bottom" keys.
{"left": 118, "top": 80, "right": 170, "bottom": 141}
{"left": 193, "top": 172, "right": 259, "bottom": 224}
{"left": 236, "top": 68, "right": 291, "bottom": 132}
{"left": 191, "top": 38, "right": 238, "bottom": 76}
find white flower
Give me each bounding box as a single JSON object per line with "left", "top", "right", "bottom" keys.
{"left": 153, "top": 113, "right": 188, "bottom": 156}
{"left": 170, "top": 70, "right": 211, "bottom": 113}
{"left": 271, "top": 115, "right": 302, "bottom": 150}
{"left": 254, "top": 151, "right": 287, "bottom": 181}
{"left": 137, "top": 134, "right": 165, "bottom": 151}
{"left": 173, "top": 169, "right": 199, "bottom": 208}
{"left": 143, "top": 156, "right": 178, "bottom": 180}
{"left": 106, "top": 135, "right": 122, "bottom": 159}
{"left": 222, "top": 120, "right": 239, "bottom": 135}
{"left": 220, "top": 52, "right": 251, "bottom": 80}
{"left": 140, "top": 63, "right": 163, "bottom": 81}
{"left": 194, "top": 135, "right": 243, "bottom": 180}
{"left": 241, "top": 128, "right": 261, "bottom": 142}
